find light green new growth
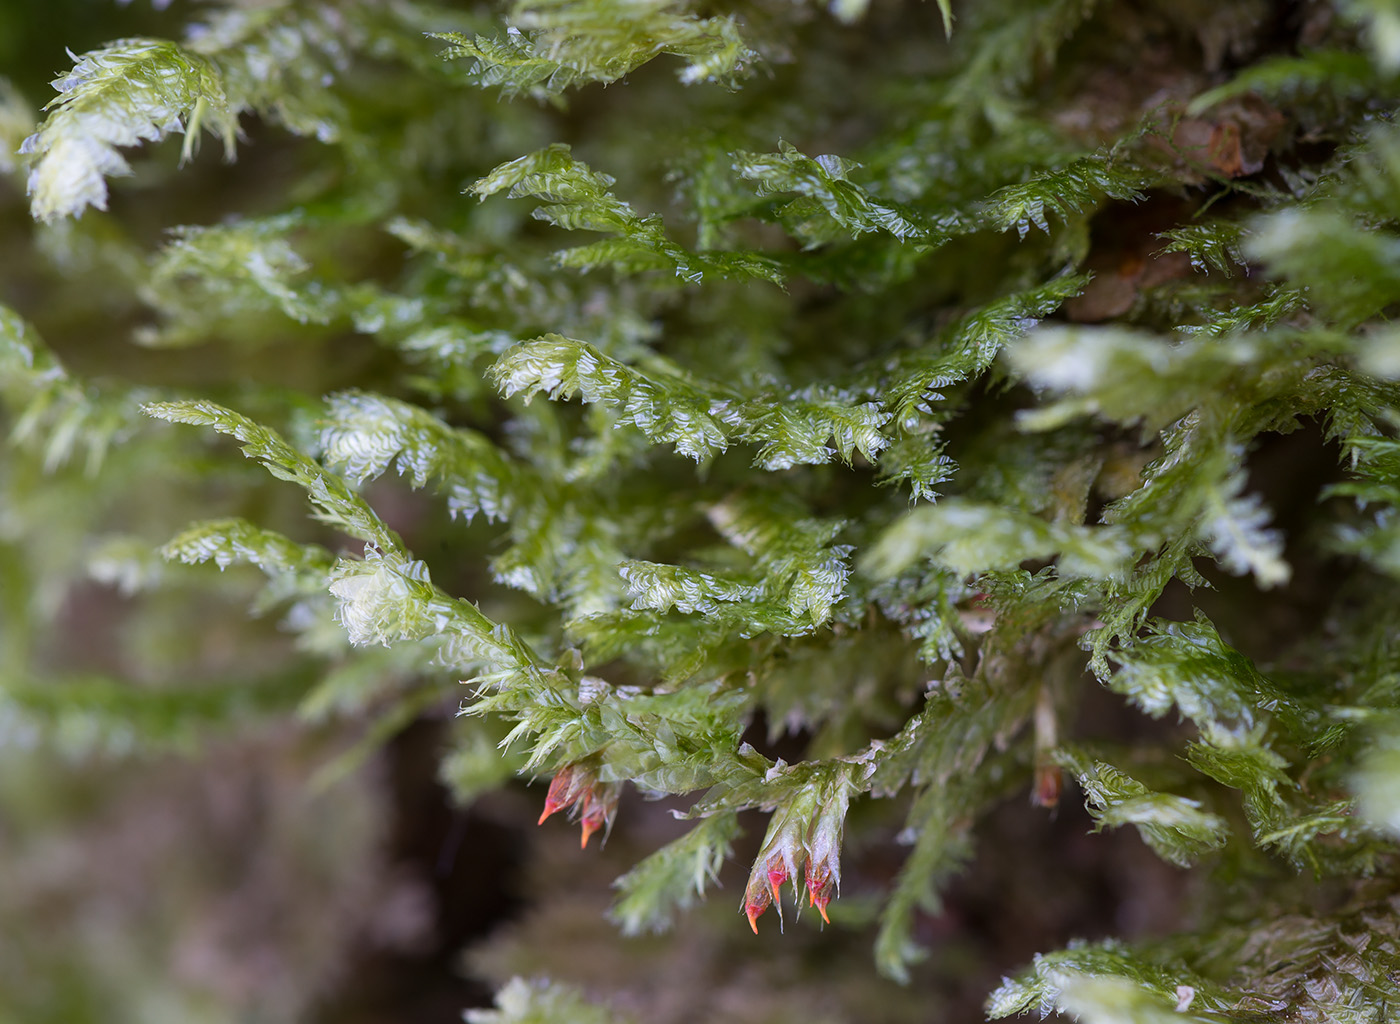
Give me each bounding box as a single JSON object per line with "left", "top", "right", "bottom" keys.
{"left": 22, "top": 40, "right": 238, "bottom": 222}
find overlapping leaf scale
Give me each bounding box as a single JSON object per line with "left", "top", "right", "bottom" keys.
{"left": 490, "top": 334, "right": 894, "bottom": 468}
{"left": 733, "top": 142, "right": 934, "bottom": 246}
{"left": 864, "top": 500, "right": 1137, "bottom": 581}
{"left": 436, "top": 0, "right": 757, "bottom": 99}
{"left": 1055, "top": 746, "right": 1229, "bottom": 866}
{"left": 317, "top": 390, "right": 536, "bottom": 525}
{"left": 984, "top": 157, "right": 1150, "bottom": 239}
{"left": 472, "top": 144, "right": 783, "bottom": 284}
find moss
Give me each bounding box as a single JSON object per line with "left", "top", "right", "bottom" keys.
{"left": 4, "top": 0, "right": 1400, "bottom": 1019}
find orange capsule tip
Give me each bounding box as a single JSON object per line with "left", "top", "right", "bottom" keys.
{"left": 745, "top": 906, "right": 762, "bottom": 934}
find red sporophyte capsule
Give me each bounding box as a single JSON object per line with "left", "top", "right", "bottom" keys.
{"left": 766, "top": 861, "right": 789, "bottom": 904}
{"left": 537, "top": 764, "right": 591, "bottom": 825}
{"left": 741, "top": 775, "right": 851, "bottom": 934}
{"left": 804, "top": 861, "right": 834, "bottom": 924}
{"left": 537, "top": 764, "right": 621, "bottom": 848}
{"left": 578, "top": 795, "right": 605, "bottom": 849}
{"left": 743, "top": 851, "right": 798, "bottom": 934}
{"left": 577, "top": 784, "right": 620, "bottom": 848}
{"left": 742, "top": 864, "right": 779, "bottom": 934}
{"left": 801, "top": 776, "right": 849, "bottom": 927}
